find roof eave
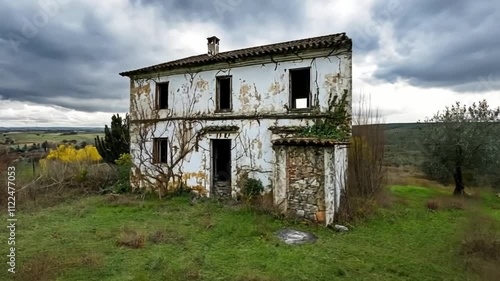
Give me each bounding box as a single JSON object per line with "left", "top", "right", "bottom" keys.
{"left": 119, "top": 33, "right": 352, "bottom": 78}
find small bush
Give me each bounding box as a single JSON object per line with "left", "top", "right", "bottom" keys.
{"left": 113, "top": 153, "right": 132, "bottom": 194}
{"left": 426, "top": 199, "right": 440, "bottom": 211}
{"left": 117, "top": 227, "right": 146, "bottom": 249}
{"left": 242, "top": 178, "right": 264, "bottom": 198}
{"left": 46, "top": 144, "right": 102, "bottom": 162}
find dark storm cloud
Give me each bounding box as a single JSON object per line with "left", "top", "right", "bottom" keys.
{"left": 136, "top": 0, "right": 304, "bottom": 27}
{"left": 0, "top": 2, "right": 131, "bottom": 112}
{"left": 1, "top": 0, "right": 498, "bottom": 120}
{"left": 134, "top": 0, "right": 306, "bottom": 46}
{"left": 372, "top": 0, "right": 500, "bottom": 92}
{"left": 0, "top": 0, "right": 306, "bottom": 113}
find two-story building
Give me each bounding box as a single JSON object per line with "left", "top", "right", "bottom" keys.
{"left": 120, "top": 33, "right": 352, "bottom": 224}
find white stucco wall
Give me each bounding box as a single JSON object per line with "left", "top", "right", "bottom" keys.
{"left": 129, "top": 50, "right": 352, "bottom": 197}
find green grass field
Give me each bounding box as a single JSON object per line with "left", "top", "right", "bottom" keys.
{"left": 1, "top": 186, "right": 498, "bottom": 281}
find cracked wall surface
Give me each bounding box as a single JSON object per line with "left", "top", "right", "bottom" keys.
{"left": 128, "top": 51, "right": 352, "bottom": 198}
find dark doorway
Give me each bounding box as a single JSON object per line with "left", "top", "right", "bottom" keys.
{"left": 212, "top": 139, "right": 232, "bottom": 197}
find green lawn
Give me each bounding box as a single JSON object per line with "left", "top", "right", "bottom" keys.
{"left": 1, "top": 186, "right": 498, "bottom": 281}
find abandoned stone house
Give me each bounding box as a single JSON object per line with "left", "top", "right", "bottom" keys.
{"left": 119, "top": 32, "right": 352, "bottom": 225}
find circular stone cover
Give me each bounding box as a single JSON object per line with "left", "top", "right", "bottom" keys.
{"left": 275, "top": 229, "right": 318, "bottom": 245}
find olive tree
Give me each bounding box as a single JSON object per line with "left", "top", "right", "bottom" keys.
{"left": 417, "top": 100, "right": 500, "bottom": 195}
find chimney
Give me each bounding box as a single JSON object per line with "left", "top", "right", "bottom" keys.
{"left": 207, "top": 36, "right": 220, "bottom": 56}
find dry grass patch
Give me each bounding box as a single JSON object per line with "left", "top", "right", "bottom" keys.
{"left": 201, "top": 212, "right": 215, "bottom": 230}
{"left": 149, "top": 229, "right": 166, "bottom": 244}
{"left": 426, "top": 197, "right": 466, "bottom": 211}
{"left": 117, "top": 226, "right": 146, "bottom": 249}
{"left": 78, "top": 252, "right": 105, "bottom": 268}
{"left": 386, "top": 165, "right": 449, "bottom": 188}
{"left": 105, "top": 193, "right": 143, "bottom": 206}
{"left": 148, "top": 228, "right": 185, "bottom": 245}
{"left": 460, "top": 213, "right": 500, "bottom": 281}
{"left": 15, "top": 254, "right": 62, "bottom": 281}
{"left": 426, "top": 199, "right": 440, "bottom": 211}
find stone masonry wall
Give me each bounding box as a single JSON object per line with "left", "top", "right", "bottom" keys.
{"left": 286, "top": 146, "right": 325, "bottom": 221}
{"left": 213, "top": 180, "right": 231, "bottom": 198}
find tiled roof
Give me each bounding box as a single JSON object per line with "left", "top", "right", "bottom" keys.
{"left": 119, "top": 32, "right": 351, "bottom": 77}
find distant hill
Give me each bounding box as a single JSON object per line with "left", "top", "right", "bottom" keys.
{"left": 0, "top": 127, "right": 103, "bottom": 133}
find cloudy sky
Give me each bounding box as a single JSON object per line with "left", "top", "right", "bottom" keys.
{"left": 1, "top": 0, "right": 499, "bottom": 127}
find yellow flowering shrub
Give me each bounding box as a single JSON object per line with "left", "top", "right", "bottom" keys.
{"left": 46, "top": 144, "right": 102, "bottom": 162}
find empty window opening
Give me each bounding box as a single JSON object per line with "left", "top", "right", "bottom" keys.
{"left": 212, "top": 139, "right": 231, "bottom": 182}
{"left": 290, "top": 68, "right": 310, "bottom": 109}
{"left": 156, "top": 82, "right": 169, "bottom": 109}
{"left": 153, "top": 138, "right": 168, "bottom": 163}
{"left": 216, "top": 76, "right": 232, "bottom": 111}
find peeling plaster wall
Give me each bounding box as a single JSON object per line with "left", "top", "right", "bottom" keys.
{"left": 273, "top": 146, "right": 287, "bottom": 212}
{"left": 133, "top": 118, "right": 310, "bottom": 196}
{"left": 134, "top": 53, "right": 351, "bottom": 119}
{"left": 129, "top": 51, "right": 352, "bottom": 197}
{"left": 333, "top": 144, "right": 348, "bottom": 216}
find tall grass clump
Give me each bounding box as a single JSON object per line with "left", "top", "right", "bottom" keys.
{"left": 336, "top": 94, "right": 387, "bottom": 222}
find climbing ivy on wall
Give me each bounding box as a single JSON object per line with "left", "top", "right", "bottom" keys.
{"left": 298, "top": 91, "right": 351, "bottom": 141}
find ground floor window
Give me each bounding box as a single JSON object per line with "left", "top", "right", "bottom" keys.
{"left": 153, "top": 138, "right": 168, "bottom": 163}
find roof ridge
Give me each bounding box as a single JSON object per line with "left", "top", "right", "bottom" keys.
{"left": 120, "top": 32, "right": 350, "bottom": 77}
{"left": 214, "top": 32, "right": 347, "bottom": 55}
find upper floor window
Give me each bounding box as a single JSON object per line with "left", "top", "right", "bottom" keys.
{"left": 216, "top": 76, "right": 232, "bottom": 112}
{"left": 156, "top": 82, "right": 169, "bottom": 110}
{"left": 289, "top": 68, "right": 310, "bottom": 109}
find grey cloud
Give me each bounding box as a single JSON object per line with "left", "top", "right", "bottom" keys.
{"left": 1, "top": 0, "right": 498, "bottom": 124}
{"left": 0, "top": 0, "right": 308, "bottom": 114}
{"left": 0, "top": 2, "right": 136, "bottom": 113}
{"left": 372, "top": 0, "right": 500, "bottom": 92}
